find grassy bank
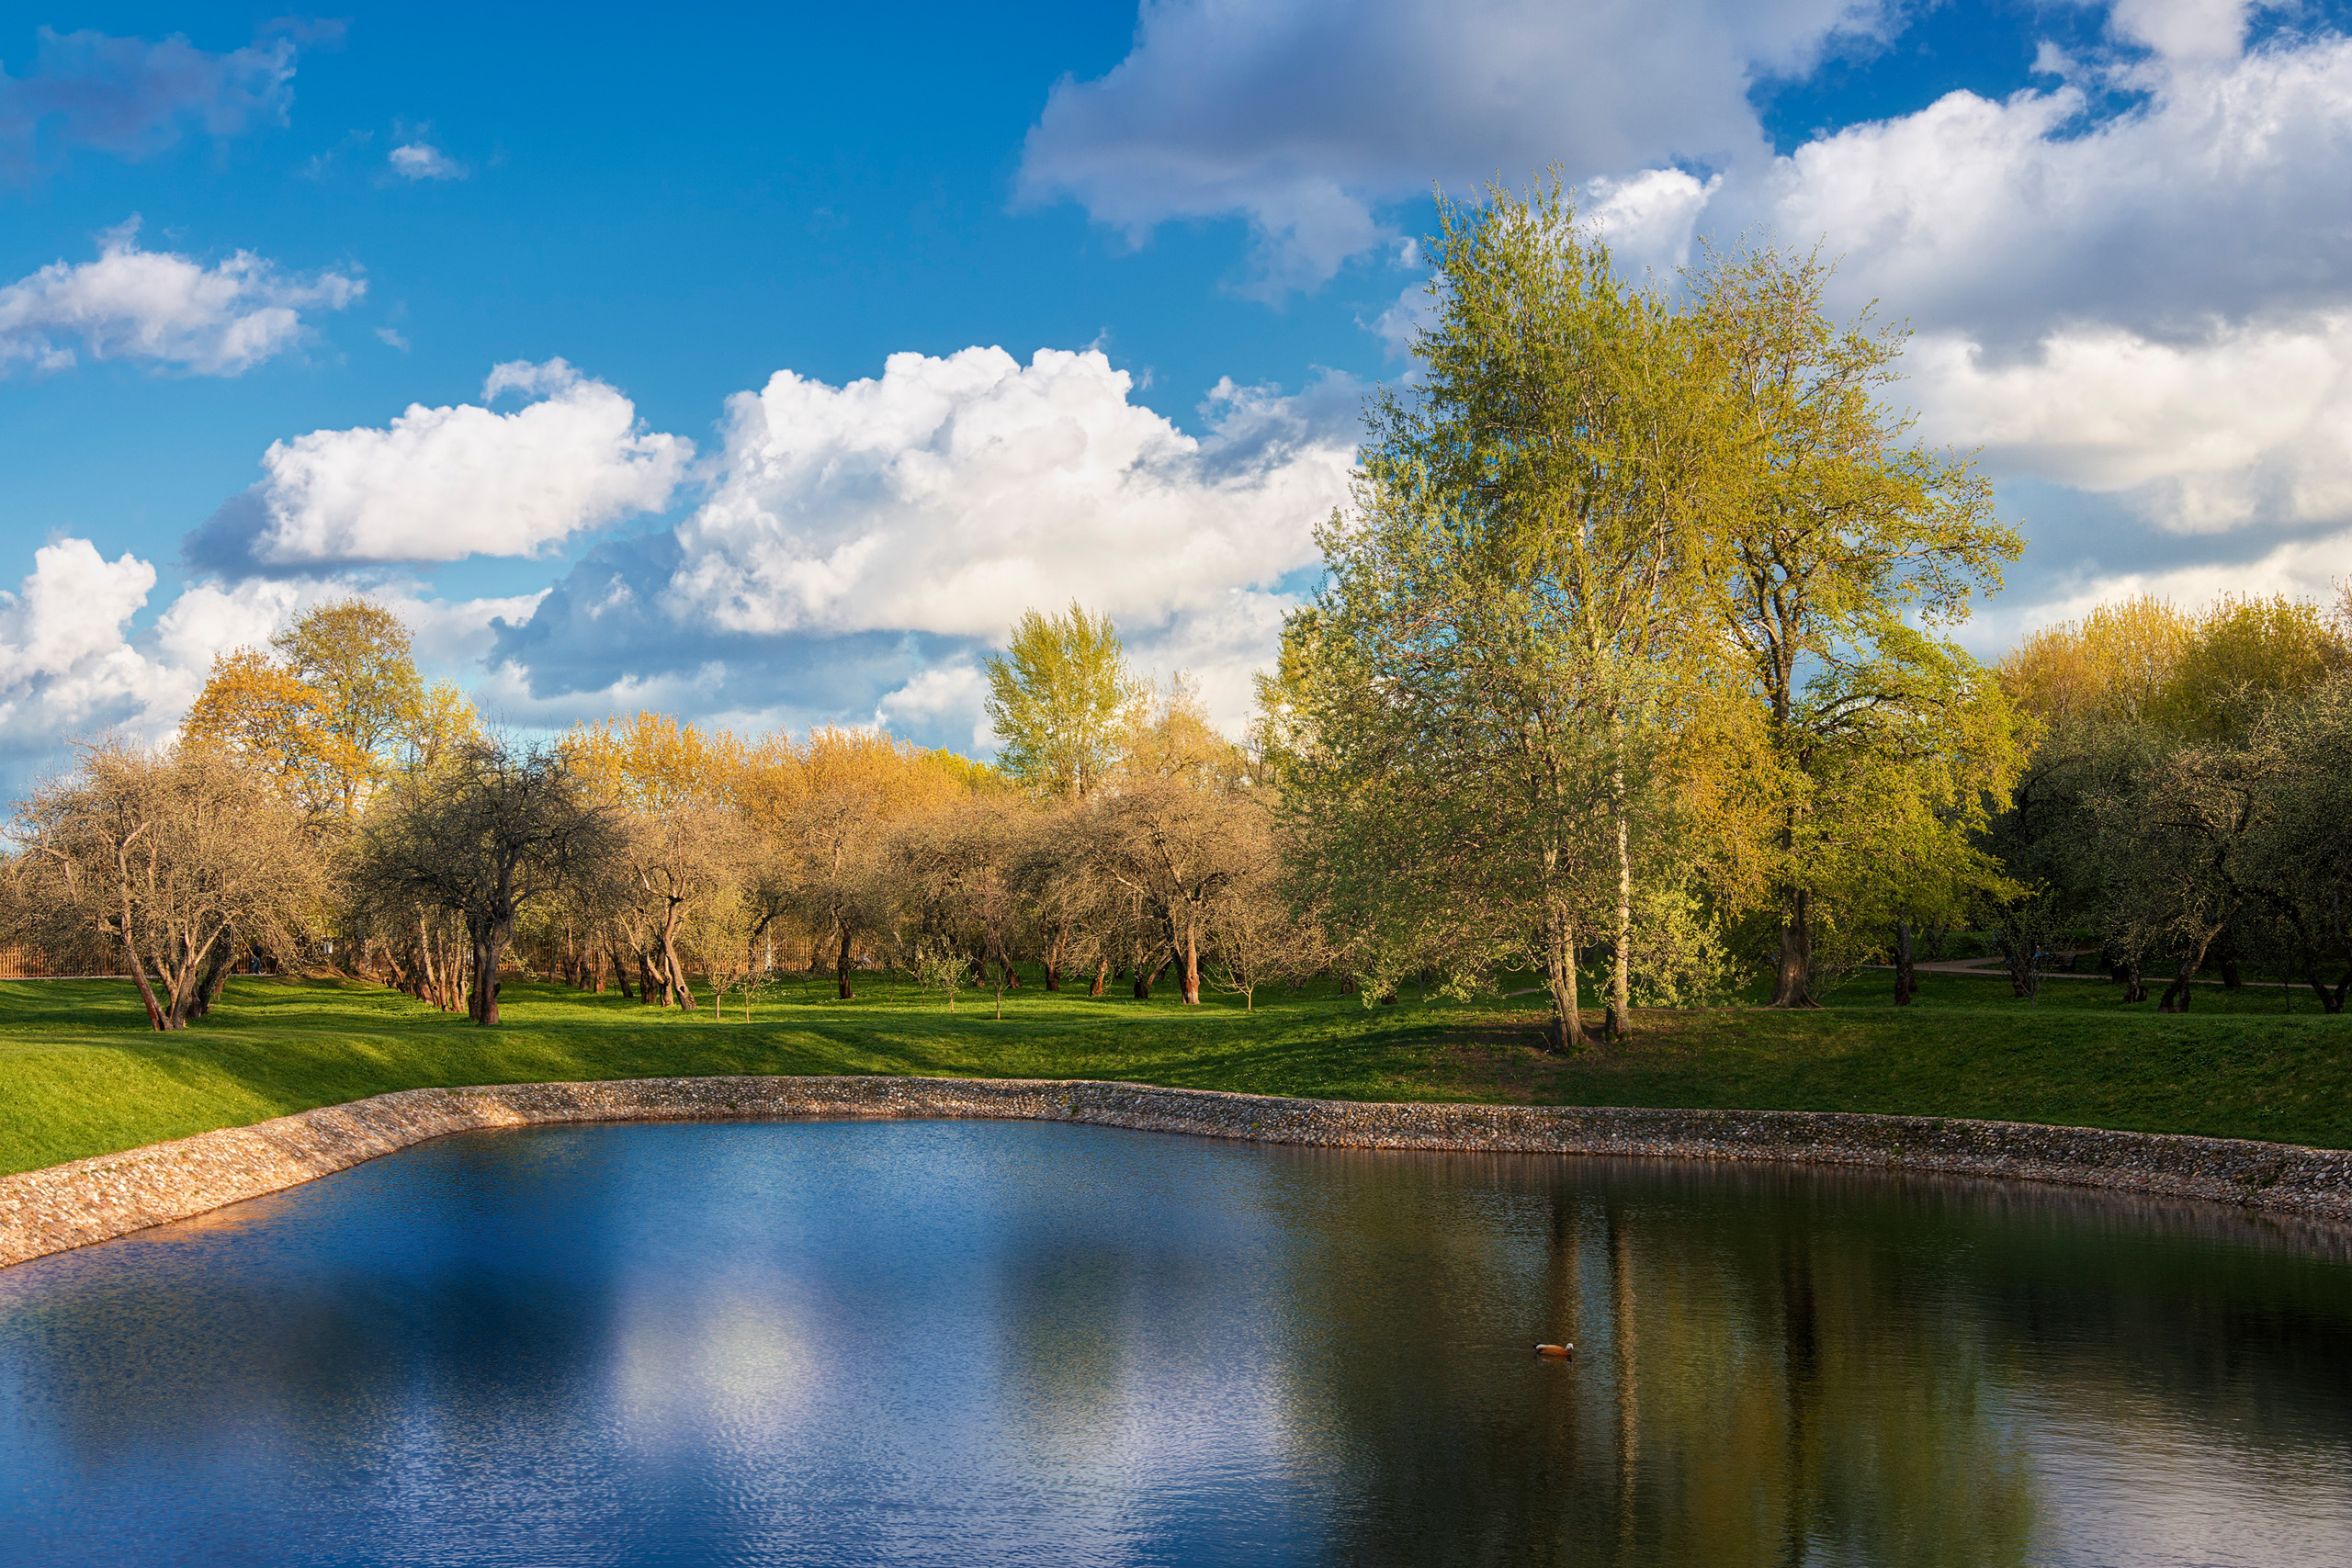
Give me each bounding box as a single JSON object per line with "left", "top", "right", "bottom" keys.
{"left": 2, "top": 964, "right": 2346, "bottom": 1177}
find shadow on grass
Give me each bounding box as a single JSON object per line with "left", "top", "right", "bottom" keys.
{"left": 2, "top": 964, "right": 2346, "bottom": 1175}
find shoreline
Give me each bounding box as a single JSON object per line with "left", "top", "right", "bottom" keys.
{"left": 6, "top": 1075, "right": 2351, "bottom": 1269}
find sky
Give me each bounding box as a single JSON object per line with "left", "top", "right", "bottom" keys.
{"left": 4, "top": 0, "right": 2350, "bottom": 784}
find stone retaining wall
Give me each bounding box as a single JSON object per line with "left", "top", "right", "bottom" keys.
{"left": 6, "top": 1076, "right": 2350, "bottom": 1269}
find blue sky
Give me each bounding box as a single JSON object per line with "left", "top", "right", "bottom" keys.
{"left": 5, "top": 0, "right": 2351, "bottom": 777}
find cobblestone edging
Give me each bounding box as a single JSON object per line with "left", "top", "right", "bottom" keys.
{"left": 6, "top": 1076, "right": 2350, "bottom": 1269}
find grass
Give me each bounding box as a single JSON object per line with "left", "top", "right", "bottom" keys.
{"left": 1, "top": 962, "right": 2346, "bottom": 1177}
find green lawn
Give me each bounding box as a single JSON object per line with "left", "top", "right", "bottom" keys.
{"left": 2, "top": 963, "right": 2346, "bottom": 1177}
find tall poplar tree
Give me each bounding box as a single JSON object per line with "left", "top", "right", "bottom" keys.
{"left": 982, "top": 602, "right": 1142, "bottom": 800}
{"left": 1283, "top": 178, "right": 1713, "bottom": 1048}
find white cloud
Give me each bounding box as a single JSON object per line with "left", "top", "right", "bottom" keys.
{"left": 477, "top": 346, "right": 1355, "bottom": 747}
{"left": 0, "top": 538, "right": 153, "bottom": 693}
{"left": 235, "top": 359, "right": 691, "bottom": 566}
{"left": 0, "top": 219, "right": 361, "bottom": 376}
{"left": 1718, "top": 14, "right": 2352, "bottom": 536}
{"left": 1018, "top": 0, "right": 1890, "bottom": 292}
{"left": 388, "top": 141, "right": 463, "bottom": 181}
{"left": 0, "top": 543, "right": 297, "bottom": 756}
{"left": 0, "top": 25, "right": 306, "bottom": 178}
{"left": 875, "top": 662, "right": 992, "bottom": 750}
{"left": 1585, "top": 168, "right": 1720, "bottom": 276}
{"left": 1023, "top": 0, "right": 2352, "bottom": 554}
{"left": 1742, "top": 24, "right": 2352, "bottom": 343}
{"left": 0, "top": 542, "right": 560, "bottom": 765}
{"left": 662, "top": 345, "right": 1353, "bottom": 639}
{"left": 1910, "top": 315, "right": 2352, "bottom": 533}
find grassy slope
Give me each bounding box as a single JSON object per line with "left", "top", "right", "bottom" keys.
{"left": 1, "top": 964, "right": 2346, "bottom": 1177}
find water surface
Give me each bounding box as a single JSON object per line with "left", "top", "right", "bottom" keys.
{"left": 1, "top": 1120, "right": 2347, "bottom": 1566}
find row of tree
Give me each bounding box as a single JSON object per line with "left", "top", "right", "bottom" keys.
{"left": 1986, "top": 592, "right": 2352, "bottom": 1010}
{"left": 1, "top": 600, "right": 1310, "bottom": 1029}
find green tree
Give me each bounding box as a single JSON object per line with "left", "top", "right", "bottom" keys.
{"left": 1283, "top": 178, "right": 1714, "bottom": 1048}
{"left": 2147, "top": 592, "right": 2349, "bottom": 741}
{"left": 2238, "top": 671, "right": 2352, "bottom": 1010}
{"left": 983, "top": 602, "right": 1142, "bottom": 799}
{"left": 272, "top": 597, "right": 428, "bottom": 809}
{"left": 1693, "top": 246, "right": 2027, "bottom": 1007}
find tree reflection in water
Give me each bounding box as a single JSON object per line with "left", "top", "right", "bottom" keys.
{"left": 1264, "top": 1149, "right": 2346, "bottom": 1568}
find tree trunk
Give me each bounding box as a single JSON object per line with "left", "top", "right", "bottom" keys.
{"left": 835, "top": 925, "right": 855, "bottom": 999}
{"left": 119, "top": 924, "right": 166, "bottom": 1032}
{"left": 2157, "top": 936, "right": 2213, "bottom": 1012}
{"left": 165, "top": 927, "right": 221, "bottom": 1030}
{"left": 189, "top": 931, "right": 235, "bottom": 1021}
{"left": 1090, "top": 957, "right": 1108, "bottom": 998}
{"left": 2006, "top": 934, "right": 2036, "bottom": 998}
{"left": 1135, "top": 950, "right": 1171, "bottom": 999}
{"left": 471, "top": 922, "right": 513, "bottom": 1025}
{"left": 1544, "top": 908, "right": 1584, "bottom": 1053}
{"left": 1179, "top": 921, "right": 1201, "bottom": 1006}
{"left": 639, "top": 951, "right": 662, "bottom": 1004}
{"left": 2158, "top": 963, "right": 2196, "bottom": 1012}
{"left": 2121, "top": 959, "right": 2147, "bottom": 1004}
{"left": 1001, "top": 956, "right": 1021, "bottom": 991}
{"left": 1894, "top": 920, "right": 1915, "bottom": 1007}
{"left": 606, "top": 943, "right": 635, "bottom": 1001}
{"left": 659, "top": 907, "right": 695, "bottom": 1010}
{"left": 1770, "top": 888, "right": 1820, "bottom": 1008}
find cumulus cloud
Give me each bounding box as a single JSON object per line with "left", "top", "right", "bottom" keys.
{"left": 491, "top": 346, "right": 1355, "bottom": 744}
{"left": 1018, "top": 0, "right": 1888, "bottom": 291}
{"left": 663, "top": 345, "right": 1353, "bottom": 637}
{"left": 0, "top": 220, "right": 361, "bottom": 377}
{"left": 186, "top": 359, "right": 692, "bottom": 571}
{"left": 874, "top": 662, "right": 993, "bottom": 750}
{"left": 0, "top": 24, "right": 309, "bottom": 178}
{"left": 1910, "top": 314, "right": 2352, "bottom": 533}
{"left": 0, "top": 542, "right": 295, "bottom": 762}
{"left": 1717, "top": 8, "right": 2352, "bottom": 542}
{"left": 1743, "top": 17, "right": 2352, "bottom": 344}
{"left": 0, "top": 541, "right": 559, "bottom": 773}
{"left": 388, "top": 141, "right": 463, "bottom": 181}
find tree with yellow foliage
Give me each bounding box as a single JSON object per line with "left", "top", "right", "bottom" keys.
{"left": 984, "top": 602, "right": 1145, "bottom": 799}
{"left": 272, "top": 597, "right": 425, "bottom": 791}
{"left": 567, "top": 712, "right": 751, "bottom": 1009}
{"left": 771, "top": 726, "right": 968, "bottom": 998}
{"left": 180, "top": 649, "right": 368, "bottom": 820}
{"left": 1999, "top": 595, "right": 2192, "bottom": 727}
{"left": 182, "top": 597, "right": 456, "bottom": 820}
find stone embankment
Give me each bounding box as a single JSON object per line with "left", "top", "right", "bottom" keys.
{"left": 6, "top": 1076, "right": 2350, "bottom": 1269}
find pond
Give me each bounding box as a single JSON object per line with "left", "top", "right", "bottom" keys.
{"left": 1, "top": 1120, "right": 2348, "bottom": 1566}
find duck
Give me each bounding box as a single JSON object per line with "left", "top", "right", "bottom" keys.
{"left": 1534, "top": 1342, "right": 1574, "bottom": 1358}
